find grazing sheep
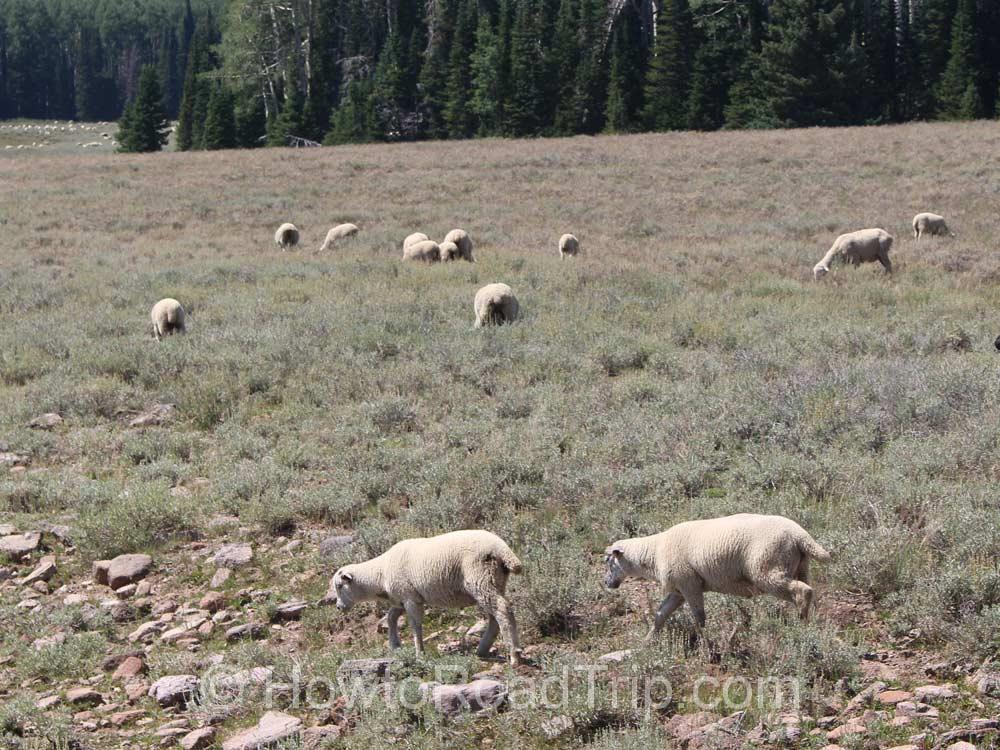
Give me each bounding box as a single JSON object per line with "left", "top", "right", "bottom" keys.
{"left": 444, "top": 228, "right": 475, "bottom": 262}
{"left": 813, "top": 228, "right": 893, "bottom": 280}
{"left": 474, "top": 283, "right": 519, "bottom": 328}
{"left": 321, "top": 530, "right": 524, "bottom": 665}
{"left": 440, "top": 240, "right": 461, "bottom": 262}
{"left": 275, "top": 223, "right": 300, "bottom": 251}
{"left": 605, "top": 513, "right": 830, "bottom": 640}
{"left": 559, "top": 233, "right": 580, "bottom": 259}
{"left": 319, "top": 223, "right": 359, "bottom": 251}
{"left": 403, "top": 232, "right": 429, "bottom": 252}
{"left": 150, "top": 298, "right": 186, "bottom": 341}
{"left": 912, "top": 212, "right": 953, "bottom": 240}
{"left": 403, "top": 239, "right": 441, "bottom": 262}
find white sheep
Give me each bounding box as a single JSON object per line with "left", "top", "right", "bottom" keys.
{"left": 474, "top": 283, "right": 519, "bottom": 328}
{"left": 275, "top": 223, "right": 300, "bottom": 251}
{"left": 605, "top": 513, "right": 830, "bottom": 640}
{"left": 319, "top": 223, "right": 359, "bottom": 251}
{"left": 444, "top": 229, "right": 475, "bottom": 262}
{"left": 912, "top": 212, "right": 953, "bottom": 240}
{"left": 402, "top": 239, "right": 441, "bottom": 262}
{"left": 403, "top": 232, "right": 429, "bottom": 252}
{"left": 440, "top": 240, "right": 461, "bottom": 262}
{"left": 150, "top": 298, "right": 186, "bottom": 341}
{"left": 813, "top": 228, "right": 893, "bottom": 280}
{"left": 559, "top": 233, "right": 580, "bottom": 259}
{"left": 321, "top": 530, "right": 523, "bottom": 665}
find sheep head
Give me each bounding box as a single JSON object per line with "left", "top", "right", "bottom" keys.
{"left": 603, "top": 545, "right": 627, "bottom": 589}
{"left": 321, "top": 568, "right": 362, "bottom": 611}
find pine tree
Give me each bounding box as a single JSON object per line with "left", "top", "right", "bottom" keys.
{"left": 506, "top": 0, "right": 545, "bottom": 135}
{"left": 235, "top": 92, "right": 267, "bottom": 148}
{"left": 443, "top": 0, "right": 478, "bottom": 138}
{"left": 268, "top": 82, "right": 306, "bottom": 145}
{"left": 573, "top": 0, "right": 608, "bottom": 133}
{"left": 116, "top": 66, "right": 170, "bottom": 153}
{"left": 470, "top": 12, "right": 502, "bottom": 135}
{"left": 418, "top": 3, "right": 454, "bottom": 139}
{"left": 896, "top": 0, "right": 923, "bottom": 118}
{"left": 373, "top": 28, "right": 414, "bottom": 139}
{"left": 203, "top": 84, "right": 236, "bottom": 149}
{"left": 936, "top": 0, "right": 984, "bottom": 118}
{"left": 324, "top": 80, "right": 377, "bottom": 144}
{"left": 176, "top": 20, "right": 215, "bottom": 151}
{"left": 642, "top": 0, "right": 695, "bottom": 130}
{"left": 550, "top": 0, "right": 579, "bottom": 134}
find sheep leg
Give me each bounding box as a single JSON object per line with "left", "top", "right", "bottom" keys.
{"left": 879, "top": 254, "right": 892, "bottom": 274}
{"left": 386, "top": 606, "right": 404, "bottom": 649}
{"left": 476, "top": 616, "right": 500, "bottom": 658}
{"left": 495, "top": 596, "right": 522, "bottom": 665}
{"left": 789, "top": 581, "right": 815, "bottom": 620}
{"left": 645, "top": 592, "right": 684, "bottom": 641}
{"left": 680, "top": 587, "right": 707, "bottom": 629}
{"left": 403, "top": 601, "right": 425, "bottom": 655}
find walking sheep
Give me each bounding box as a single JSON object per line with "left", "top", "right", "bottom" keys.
{"left": 813, "top": 228, "right": 893, "bottom": 280}
{"left": 319, "top": 223, "right": 359, "bottom": 251}
{"left": 403, "top": 239, "right": 441, "bottom": 262}
{"left": 403, "top": 232, "right": 429, "bottom": 252}
{"left": 605, "top": 514, "right": 830, "bottom": 640}
{"left": 559, "top": 234, "right": 580, "bottom": 259}
{"left": 150, "top": 298, "right": 186, "bottom": 341}
{"left": 321, "top": 530, "right": 524, "bottom": 665}
{"left": 275, "top": 223, "right": 300, "bottom": 251}
{"left": 444, "top": 228, "right": 475, "bottom": 262}
{"left": 912, "top": 212, "right": 953, "bottom": 240}
{"left": 474, "top": 283, "right": 519, "bottom": 328}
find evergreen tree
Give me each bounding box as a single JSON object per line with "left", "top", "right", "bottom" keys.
{"left": 443, "top": 0, "right": 477, "bottom": 138}
{"left": 373, "top": 28, "right": 415, "bottom": 139}
{"left": 470, "top": 12, "right": 502, "bottom": 135}
{"left": 203, "top": 84, "right": 236, "bottom": 149}
{"left": 550, "top": 0, "right": 579, "bottom": 134}
{"left": 573, "top": 0, "right": 608, "bottom": 133}
{"left": 418, "top": 3, "right": 454, "bottom": 139}
{"left": 176, "top": 19, "right": 215, "bottom": 151}
{"left": 642, "top": 0, "right": 695, "bottom": 130}
{"left": 116, "top": 65, "right": 169, "bottom": 152}
{"left": 896, "top": 0, "right": 923, "bottom": 118}
{"left": 235, "top": 92, "right": 267, "bottom": 148}
{"left": 914, "top": 0, "right": 956, "bottom": 113}
{"left": 936, "top": 0, "right": 984, "bottom": 118}
{"left": 268, "top": 81, "right": 306, "bottom": 145}
{"left": 324, "top": 80, "right": 377, "bottom": 144}
{"left": 506, "top": 0, "right": 545, "bottom": 135}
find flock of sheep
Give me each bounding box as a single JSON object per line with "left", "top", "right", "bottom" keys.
{"left": 144, "top": 211, "right": 959, "bottom": 665}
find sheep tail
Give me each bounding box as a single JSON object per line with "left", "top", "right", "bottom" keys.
{"left": 491, "top": 545, "right": 523, "bottom": 575}
{"left": 799, "top": 534, "right": 831, "bottom": 561}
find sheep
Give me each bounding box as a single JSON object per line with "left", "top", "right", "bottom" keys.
{"left": 912, "top": 212, "right": 953, "bottom": 240}
{"left": 275, "top": 223, "right": 300, "bottom": 251}
{"left": 559, "top": 233, "right": 580, "bottom": 259}
{"left": 150, "top": 298, "right": 186, "bottom": 341}
{"left": 474, "top": 283, "right": 519, "bottom": 328}
{"left": 402, "top": 239, "right": 441, "bottom": 262}
{"left": 321, "top": 530, "right": 524, "bottom": 665}
{"left": 403, "top": 232, "right": 429, "bottom": 252}
{"left": 319, "top": 223, "right": 359, "bottom": 251}
{"left": 605, "top": 513, "right": 830, "bottom": 641}
{"left": 440, "top": 240, "right": 461, "bottom": 262}
{"left": 444, "top": 228, "right": 475, "bottom": 262}
{"left": 813, "top": 228, "right": 893, "bottom": 280}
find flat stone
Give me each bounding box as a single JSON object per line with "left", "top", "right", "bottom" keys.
{"left": 303, "top": 726, "right": 341, "bottom": 748}
{"left": 36, "top": 695, "right": 61, "bottom": 710}
{"left": 272, "top": 600, "right": 308, "bottom": 622}
{"left": 826, "top": 723, "right": 866, "bottom": 740}
{"left": 128, "top": 621, "right": 164, "bottom": 642}
{"left": 213, "top": 544, "right": 252, "bottom": 569}
{"left": 424, "top": 679, "right": 507, "bottom": 716}
{"left": 1, "top": 532, "right": 41, "bottom": 559}
{"left": 318, "top": 535, "right": 354, "bottom": 558}
{"left": 115, "top": 583, "right": 137, "bottom": 599}
{"left": 180, "top": 727, "right": 217, "bottom": 750}
{"left": 337, "top": 658, "right": 395, "bottom": 682}
{"left": 221, "top": 711, "right": 302, "bottom": 750}
{"left": 199, "top": 592, "right": 225, "bottom": 612}
{"left": 21, "top": 555, "right": 56, "bottom": 586}
{"left": 113, "top": 656, "right": 145, "bottom": 681}
{"left": 225, "top": 623, "right": 265, "bottom": 642}
{"left": 877, "top": 690, "right": 914, "bottom": 705}
{"left": 664, "top": 712, "right": 722, "bottom": 740}
{"left": 110, "top": 710, "right": 145, "bottom": 727}
{"left": 107, "top": 554, "right": 152, "bottom": 590}
{"left": 947, "top": 743, "right": 977, "bottom": 750}
{"left": 66, "top": 687, "right": 104, "bottom": 707}
{"left": 129, "top": 403, "right": 176, "bottom": 428}
{"left": 28, "top": 413, "right": 63, "bottom": 430}
{"left": 93, "top": 560, "right": 111, "bottom": 586}
{"left": 210, "top": 568, "right": 232, "bottom": 588}
{"left": 0, "top": 524, "right": 16, "bottom": 535}
{"left": 914, "top": 684, "right": 957, "bottom": 702}
{"left": 148, "top": 675, "right": 200, "bottom": 707}
{"left": 598, "top": 649, "right": 633, "bottom": 663}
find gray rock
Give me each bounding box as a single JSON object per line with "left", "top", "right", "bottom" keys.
{"left": 129, "top": 403, "right": 176, "bottom": 428}
{"left": 28, "top": 413, "right": 63, "bottom": 430}
{"left": 225, "top": 623, "right": 266, "bottom": 642}
{"left": 214, "top": 544, "right": 253, "bottom": 569}
{"left": 272, "top": 600, "right": 308, "bottom": 622}
{"left": 0, "top": 532, "right": 41, "bottom": 559}
{"left": 148, "top": 674, "right": 200, "bottom": 707}
{"left": 221, "top": 711, "right": 302, "bottom": 750}
{"left": 424, "top": 679, "right": 508, "bottom": 716}
{"left": 21, "top": 555, "right": 56, "bottom": 586}
{"left": 337, "top": 658, "right": 395, "bottom": 683}
{"left": 107, "top": 553, "right": 153, "bottom": 590}
{"left": 318, "top": 535, "right": 354, "bottom": 558}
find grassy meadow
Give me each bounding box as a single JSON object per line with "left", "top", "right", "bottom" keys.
{"left": 1, "top": 120, "right": 1000, "bottom": 748}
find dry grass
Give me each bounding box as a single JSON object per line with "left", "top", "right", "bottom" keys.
{"left": 2, "top": 120, "right": 1000, "bottom": 748}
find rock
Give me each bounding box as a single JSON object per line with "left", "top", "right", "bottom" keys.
{"left": 214, "top": 544, "right": 253, "bottom": 569}
{"left": 272, "top": 600, "right": 308, "bottom": 622}
{"left": 303, "top": 726, "right": 341, "bottom": 749}
{"left": 211, "top": 568, "right": 232, "bottom": 588}
{"left": 148, "top": 675, "right": 200, "bottom": 707}
{"left": 860, "top": 659, "right": 901, "bottom": 682}
{"left": 200, "top": 592, "right": 225, "bottom": 612}
{"left": 180, "top": 727, "right": 217, "bottom": 750}
{"left": 152, "top": 598, "right": 179, "bottom": 615}
{"left": 0, "top": 532, "right": 41, "bottom": 559}
{"left": 33, "top": 633, "right": 66, "bottom": 650}
{"left": 66, "top": 687, "right": 104, "bottom": 707}
{"left": 914, "top": 684, "right": 957, "bottom": 702}
{"left": 826, "top": 723, "right": 866, "bottom": 741}
{"left": 318, "top": 535, "right": 354, "bottom": 558}
{"left": 598, "top": 649, "right": 633, "bottom": 663}
{"left": 877, "top": 690, "right": 914, "bottom": 705}
{"left": 28, "top": 413, "right": 63, "bottom": 430}
{"left": 107, "top": 553, "right": 152, "bottom": 590}
{"left": 665, "top": 712, "right": 722, "bottom": 740}
{"left": 135, "top": 579, "right": 152, "bottom": 597}
{"left": 93, "top": 560, "right": 111, "bottom": 586}
{"left": 974, "top": 672, "right": 1000, "bottom": 697}
{"left": 36, "top": 695, "right": 61, "bottom": 710}
{"left": 109, "top": 710, "right": 145, "bottom": 727}
{"left": 425, "top": 680, "right": 507, "bottom": 716}
{"left": 895, "top": 701, "right": 939, "bottom": 720}
{"left": 115, "top": 583, "right": 137, "bottom": 599}
{"left": 221, "top": 711, "right": 302, "bottom": 750}
{"left": 129, "top": 403, "right": 176, "bottom": 428}
{"left": 886, "top": 746, "right": 919, "bottom": 750}
{"left": 21, "top": 555, "right": 57, "bottom": 586}
{"left": 225, "top": 623, "right": 265, "bottom": 642}
{"left": 0, "top": 452, "right": 29, "bottom": 467}
{"left": 337, "top": 658, "right": 395, "bottom": 682}
{"left": 844, "top": 681, "right": 887, "bottom": 714}
{"left": 37, "top": 521, "right": 72, "bottom": 542}
{"left": 541, "top": 714, "right": 575, "bottom": 740}
{"left": 0, "top": 524, "right": 16, "bottom": 535}
{"left": 128, "top": 621, "right": 164, "bottom": 642}
{"left": 113, "top": 656, "right": 145, "bottom": 681}
{"left": 63, "top": 593, "right": 87, "bottom": 605}
{"left": 947, "top": 743, "right": 977, "bottom": 750}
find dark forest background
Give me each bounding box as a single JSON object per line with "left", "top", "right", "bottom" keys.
{"left": 0, "top": 0, "right": 997, "bottom": 149}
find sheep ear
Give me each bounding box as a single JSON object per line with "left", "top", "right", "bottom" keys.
{"left": 340, "top": 571, "right": 353, "bottom": 582}
{"left": 606, "top": 546, "right": 623, "bottom": 558}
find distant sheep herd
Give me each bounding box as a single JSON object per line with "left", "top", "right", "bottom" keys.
{"left": 146, "top": 209, "right": 962, "bottom": 662}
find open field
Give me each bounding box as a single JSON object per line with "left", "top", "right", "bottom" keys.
{"left": 2, "top": 121, "right": 1000, "bottom": 749}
